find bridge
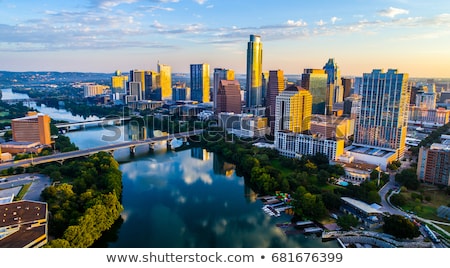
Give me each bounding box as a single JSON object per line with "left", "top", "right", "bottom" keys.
{"left": 0, "top": 130, "right": 203, "bottom": 171}
{"left": 55, "top": 117, "right": 133, "bottom": 131}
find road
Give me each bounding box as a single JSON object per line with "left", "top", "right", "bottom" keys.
{"left": 378, "top": 171, "right": 449, "bottom": 248}
{"left": 0, "top": 130, "right": 203, "bottom": 171}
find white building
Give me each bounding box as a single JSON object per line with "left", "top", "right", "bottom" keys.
{"left": 275, "top": 131, "right": 344, "bottom": 160}
{"left": 83, "top": 84, "right": 109, "bottom": 98}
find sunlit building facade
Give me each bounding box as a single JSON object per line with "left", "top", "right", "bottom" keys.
{"left": 12, "top": 112, "right": 51, "bottom": 145}
{"left": 246, "top": 34, "right": 263, "bottom": 108}
{"left": 213, "top": 68, "right": 235, "bottom": 111}
{"left": 301, "top": 69, "right": 328, "bottom": 115}
{"left": 274, "top": 85, "right": 312, "bottom": 133}
{"left": 157, "top": 63, "right": 172, "bottom": 100}
{"left": 190, "top": 63, "right": 210, "bottom": 103}
{"left": 353, "top": 69, "right": 410, "bottom": 160}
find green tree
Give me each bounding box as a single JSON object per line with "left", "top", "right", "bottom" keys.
{"left": 337, "top": 214, "right": 359, "bottom": 231}
{"left": 383, "top": 215, "right": 420, "bottom": 239}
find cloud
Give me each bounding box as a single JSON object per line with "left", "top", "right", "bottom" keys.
{"left": 194, "top": 0, "right": 207, "bottom": 5}
{"left": 331, "top": 16, "right": 342, "bottom": 24}
{"left": 378, "top": 7, "right": 409, "bottom": 18}
{"left": 286, "top": 19, "right": 307, "bottom": 27}
{"left": 316, "top": 20, "right": 326, "bottom": 26}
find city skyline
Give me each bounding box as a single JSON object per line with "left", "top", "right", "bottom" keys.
{"left": 1, "top": 0, "right": 450, "bottom": 78}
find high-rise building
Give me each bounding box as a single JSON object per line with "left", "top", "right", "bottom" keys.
{"left": 266, "top": 70, "right": 285, "bottom": 133}
{"left": 144, "top": 71, "right": 161, "bottom": 100}
{"left": 341, "top": 77, "right": 353, "bottom": 99}
{"left": 246, "top": 34, "right": 263, "bottom": 108}
{"left": 129, "top": 70, "right": 145, "bottom": 100}
{"left": 213, "top": 68, "right": 235, "bottom": 110}
{"left": 417, "top": 144, "right": 450, "bottom": 186}
{"left": 111, "top": 70, "right": 128, "bottom": 93}
{"left": 172, "top": 82, "right": 190, "bottom": 101}
{"left": 157, "top": 63, "right": 172, "bottom": 100}
{"left": 261, "top": 71, "right": 269, "bottom": 107}
{"left": 127, "top": 82, "right": 142, "bottom": 102}
{"left": 12, "top": 112, "right": 51, "bottom": 145}
{"left": 274, "top": 85, "right": 312, "bottom": 134}
{"left": 323, "top": 58, "right": 344, "bottom": 114}
{"left": 190, "top": 63, "right": 210, "bottom": 103}
{"left": 216, "top": 80, "right": 242, "bottom": 114}
{"left": 301, "top": 69, "right": 328, "bottom": 114}
{"left": 354, "top": 69, "right": 410, "bottom": 159}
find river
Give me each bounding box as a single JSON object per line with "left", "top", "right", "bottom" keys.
{"left": 1, "top": 88, "right": 338, "bottom": 248}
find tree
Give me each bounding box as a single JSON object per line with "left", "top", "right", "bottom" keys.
{"left": 337, "top": 214, "right": 359, "bottom": 231}
{"left": 383, "top": 215, "right": 420, "bottom": 239}
{"left": 395, "top": 169, "right": 419, "bottom": 190}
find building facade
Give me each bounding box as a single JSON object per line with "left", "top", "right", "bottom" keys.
{"left": 83, "top": 84, "right": 109, "bottom": 98}
{"left": 190, "top": 63, "right": 210, "bottom": 103}
{"left": 157, "top": 63, "right": 172, "bottom": 100}
{"left": 323, "top": 58, "right": 344, "bottom": 114}
{"left": 301, "top": 69, "right": 328, "bottom": 115}
{"left": 353, "top": 69, "right": 410, "bottom": 160}
{"left": 417, "top": 143, "right": 450, "bottom": 186}
{"left": 12, "top": 112, "right": 51, "bottom": 145}
{"left": 266, "top": 70, "right": 285, "bottom": 133}
{"left": 213, "top": 68, "right": 235, "bottom": 111}
{"left": 274, "top": 85, "right": 312, "bottom": 133}
{"left": 246, "top": 34, "right": 263, "bottom": 108}
{"left": 275, "top": 131, "right": 344, "bottom": 160}
{"left": 216, "top": 80, "right": 242, "bottom": 114}
{"left": 111, "top": 70, "right": 128, "bottom": 93}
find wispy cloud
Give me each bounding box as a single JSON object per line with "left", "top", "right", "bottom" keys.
{"left": 194, "top": 0, "right": 207, "bottom": 5}
{"left": 378, "top": 7, "right": 409, "bottom": 18}
{"left": 286, "top": 19, "right": 307, "bottom": 27}
{"left": 331, "top": 16, "right": 342, "bottom": 24}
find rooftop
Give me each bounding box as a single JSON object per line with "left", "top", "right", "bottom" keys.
{"left": 341, "top": 197, "right": 382, "bottom": 215}
{"left": 345, "top": 145, "right": 395, "bottom": 158}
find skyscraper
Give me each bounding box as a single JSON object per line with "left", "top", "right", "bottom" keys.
{"left": 323, "top": 58, "right": 344, "bottom": 114}
{"left": 111, "top": 70, "right": 128, "bottom": 93}
{"left": 12, "top": 112, "right": 51, "bottom": 145}
{"left": 213, "top": 68, "right": 235, "bottom": 110}
{"left": 190, "top": 63, "right": 210, "bottom": 103}
{"left": 301, "top": 69, "right": 328, "bottom": 114}
{"left": 157, "top": 63, "right": 172, "bottom": 100}
{"left": 246, "top": 34, "right": 263, "bottom": 108}
{"left": 216, "top": 80, "right": 242, "bottom": 114}
{"left": 275, "top": 85, "right": 312, "bottom": 133}
{"left": 354, "top": 69, "right": 410, "bottom": 158}
{"left": 266, "top": 70, "right": 285, "bottom": 134}
{"left": 129, "top": 70, "right": 145, "bottom": 100}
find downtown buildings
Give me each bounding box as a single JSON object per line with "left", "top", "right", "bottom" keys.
{"left": 345, "top": 69, "right": 410, "bottom": 170}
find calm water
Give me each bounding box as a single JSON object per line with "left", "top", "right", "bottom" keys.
{"left": 1, "top": 88, "right": 338, "bottom": 248}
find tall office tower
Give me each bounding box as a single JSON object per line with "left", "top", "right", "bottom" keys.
{"left": 128, "top": 81, "right": 142, "bottom": 101}
{"left": 12, "top": 112, "right": 51, "bottom": 145}
{"left": 323, "top": 58, "right": 343, "bottom": 114}
{"left": 246, "top": 34, "right": 263, "bottom": 107}
{"left": 354, "top": 69, "right": 410, "bottom": 159}
{"left": 172, "top": 82, "right": 191, "bottom": 101}
{"left": 213, "top": 68, "right": 235, "bottom": 110}
{"left": 261, "top": 71, "right": 269, "bottom": 107}
{"left": 157, "top": 63, "right": 172, "bottom": 100}
{"left": 144, "top": 71, "right": 161, "bottom": 100}
{"left": 301, "top": 69, "right": 328, "bottom": 114}
{"left": 274, "top": 85, "right": 312, "bottom": 133}
{"left": 111, "top": 70, "right": 128, "bottom": 93}
{"left": 266, "top": 70, "right": 285, "bottom": 134}
{"left": 190, "top": 63, "right": 210, "bottom": 103}
{"left": 216, "top": 80, "right": 242, "bottom": 114}
{"left": 130, "top": 70, "right": 145, "bottom": 100}
{"left": 341, "top": 77, "right": 353, "bottom": 99}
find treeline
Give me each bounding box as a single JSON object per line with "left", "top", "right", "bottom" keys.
{"left": 200, "top": 130, "right": 387, "bottom": 221}
{"left": 40, "top": 151, "right": 123, "bottom": 248}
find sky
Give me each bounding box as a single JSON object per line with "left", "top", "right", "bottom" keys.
{"left": 1, "top": 0, "right": 450, "bottom": 77}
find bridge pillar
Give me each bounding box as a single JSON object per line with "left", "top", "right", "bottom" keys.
{"left": 148, "top": 143, "right": 155, "bottom": 153}
{"left": 167, "top": 139, "right": 172, "bottom": 150}
{"left": 129, "top": 146, "right": 136, "bottom": 155}
{"left": 108, "top": 150, "right": 115, "bottom": 156}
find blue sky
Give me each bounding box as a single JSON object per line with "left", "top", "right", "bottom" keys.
{"left": 1, "top": 0, "right": 450, "bottom": 77}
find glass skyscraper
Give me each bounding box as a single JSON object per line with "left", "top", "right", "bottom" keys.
{"left": 190, "top": 63, "right": 210, "bottom": 103}
{"left": 354, "top": 69, "right": 410, "bottom": 158}
{"left": 246, "top": 34, "right": 263, "bottom": 108}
